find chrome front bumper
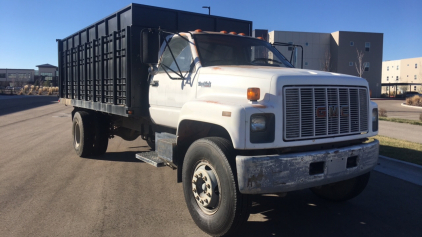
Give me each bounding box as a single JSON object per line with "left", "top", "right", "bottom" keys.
{"left": 236, "top": 140, "right": 379, "bottom": 194}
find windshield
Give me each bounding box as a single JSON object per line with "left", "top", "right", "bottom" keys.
{"left": 194, "top": 34, "right": 293, "bottom": 68}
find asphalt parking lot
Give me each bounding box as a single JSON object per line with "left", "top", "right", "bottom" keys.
{"left": 373, "top": 99, "right": 422, "bottom": 121}
{"left": 0, "top": 96, "right": 421, "bottom": 237}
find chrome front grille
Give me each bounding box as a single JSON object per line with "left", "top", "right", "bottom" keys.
{"left": 284, "top": 86, "right": 368, "bottom": 141}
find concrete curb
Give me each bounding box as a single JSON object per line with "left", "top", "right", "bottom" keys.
{"left": 401, "top": 103, "right": 422, "bottom": 110}
{"left": 374, "top": 155, "right": 422, "bottom": 186}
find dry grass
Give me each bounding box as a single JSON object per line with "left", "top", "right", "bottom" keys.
{"left": 378, "top": 108, "right": 388, "bottom": 117}
{"left": 368, "top": 135, "right": 422, "bottom": 165}
{"left": 379, "top": 117, "right": 422, "bottom": 126}
{"left": 406, "top": 95, "right": 422, "bottom": 107}
{"left": 48, "top": 87, "right": 53, "bottom": 95}
{"left": 38, "top": 88, "right": 43, "bottom": 95}
{"left": 43, "top": 87, "right": 48, "bottom": 92}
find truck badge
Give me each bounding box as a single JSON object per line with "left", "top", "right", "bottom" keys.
{"left": 198, "top": 81, "right": 211, "bottom": 87}
{"left": 316, "top": 106, "right": 349, "bottom": 118}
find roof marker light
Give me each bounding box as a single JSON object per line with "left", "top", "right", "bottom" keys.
{"left": 229, "top": 31, "right": 237, "bottom": 35}
{"left": 195, "top": 29, "right": 202, "bottom": 32}
{"left": 220, "top": 30, "right": 227, "bottom": 34}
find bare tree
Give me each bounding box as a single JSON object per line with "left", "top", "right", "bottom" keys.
{"left": 320, "top": 50, "right": 331, "bottom": 71}
{"left": 355, "top": 49, "right": 365, "bottom": 78}
{"left": 399, "top": 85, "right": 408, "bottom": 95}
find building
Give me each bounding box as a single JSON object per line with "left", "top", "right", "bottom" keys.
{"left": 254, "top": 30, "right": 384, "bottom": 97}
{"left": 381, "top": 57, "right": 422, "bottom": 95}
{"left": 0, "top": 68, "right": 35, "bottom": 87}
{"left": 0, "top": 64, "right": 58, "bottom": 87}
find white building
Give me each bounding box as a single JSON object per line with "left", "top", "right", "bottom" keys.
{"left": 381, "top": 57, "right": 422, "bottom": 94}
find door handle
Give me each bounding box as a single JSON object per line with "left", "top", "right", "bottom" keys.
{"left": 150, "top": 80, "right": 159, "bottom": 87}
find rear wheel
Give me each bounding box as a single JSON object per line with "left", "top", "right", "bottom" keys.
{"left": 72, "top": 111, "right": 94, "bottom": 157}
{"left": 92, "top": 114, "right": 109, "bottom": 156}
{"left": 182, "top": 137, "right": 251, "bottom": 236}
{"left": 310, "top": 172, "right": 371, "bottom": 202}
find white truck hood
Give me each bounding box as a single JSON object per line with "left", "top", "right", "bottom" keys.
{"left": 198, "top": 66, "right": 369, "bottom": 103}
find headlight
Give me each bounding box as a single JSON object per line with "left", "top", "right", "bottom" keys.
{"left": 372, "top": 108, "right": 378, "bottom": 132}
{"left": 250, "top": 113, "right": 275, "bottom": 144}
{"left": 251, "top": 115, "right": 266, "bottom": 132}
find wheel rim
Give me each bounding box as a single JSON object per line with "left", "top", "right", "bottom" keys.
{"left": 74, "top": 122, "right": 81, "bottom": 149}
{"left": 192, "top": 161, "right": 221, "bottom": 215}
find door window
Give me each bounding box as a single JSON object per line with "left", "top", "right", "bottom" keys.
{"left": 159, "top": 36, "right": 193, "bottom": 73}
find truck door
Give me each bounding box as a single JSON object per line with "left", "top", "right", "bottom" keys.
{"left": 149, "top": 35, "right": 197, "bottom": 128}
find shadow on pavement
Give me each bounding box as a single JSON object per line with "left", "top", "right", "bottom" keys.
{"left": 236, "top": 172, "right": 422, "bottom": 237}
{"left": 0, "top": 95, "right": 58, "bottom": 116}
{"left": 82, "top": 151, "right": 144, "bottom": 163}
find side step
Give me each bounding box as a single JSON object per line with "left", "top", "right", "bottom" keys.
{"left": 136, "top": 132, "right": 177, "bottom": 168}
{"left": 135, "top": 152, "right": 164, "bottom": 167}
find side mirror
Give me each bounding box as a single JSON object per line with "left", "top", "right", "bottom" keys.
{"left": 141, "top": 29, "right": 159, "bottom": 64}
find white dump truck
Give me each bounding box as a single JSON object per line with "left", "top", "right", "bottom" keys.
{"left": 58, "top": 4, "right": 379, "bottom": 236}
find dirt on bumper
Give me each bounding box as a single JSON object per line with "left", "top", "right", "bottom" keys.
{"left": 236, "top": 140, "right": 379, "bottom": 194}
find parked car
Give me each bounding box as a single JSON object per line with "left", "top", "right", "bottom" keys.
{"left": 405, "top": 91, "right": 421, "bottom": 98}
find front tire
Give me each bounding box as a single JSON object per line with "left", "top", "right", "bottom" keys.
{"left": 182, "top": 137, "right": 251, "bottom": 236}
{"left": 72, "top": 111, "right": 94, "bottom": 157}
{"left": 310, "top": 172, "right": 371, "bottom": 202}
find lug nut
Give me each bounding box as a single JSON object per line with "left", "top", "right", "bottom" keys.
{"left": 204, "top": 177, "right": 207, "bottom": 181}
{"left": 192, "top": 180, "right": 196, "bottom": 184}
{"left": 193, "top": 188, "right": 197, "bottom": 193}
{"left": 204, "top": 188, "right": 207, "bottom": 193}
{"left": 196, "top": 196, "right": 200, "bottom": 200}
{"left": 195, "top": 175, "right": 198, "bottom": 178}
{"left": 207, "top": 184, "right": 210, "bottom": 189}
{"left": 207, "top": 193, "right": 211, "bottom": 197}
{"left": 205, "top": 199, "right": 208, "bottom": 203}
{"left": 199, "top": 173, "right": 202, "bottom": 177}
{"left": 200, "top": 200, "right": 204, "bottom": 204}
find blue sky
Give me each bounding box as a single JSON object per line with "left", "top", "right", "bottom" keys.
{"left": 0, "top": 0, "right": 421, "bottom": 69}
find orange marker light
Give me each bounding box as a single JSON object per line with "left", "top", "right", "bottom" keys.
{"left": 247, "top": 88, "right": 260, "bottom": 101}
{"left": 238, "top": 33, "right": 245, "bottom": 36}
{"left": 229, "top": 31, "right": 237, "bottom": 35}
{"left": 195, "top": 29, "right": 202, "bottom": 32}
{"left": 256, "top": 37, "right": 264, "bottom": 40}
{"left": 220, "top": 30, "right": 227, "bottom": 34}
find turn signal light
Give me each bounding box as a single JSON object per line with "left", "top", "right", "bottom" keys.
{"left": 247, "top": 88, "right": 260, "bottom": 101}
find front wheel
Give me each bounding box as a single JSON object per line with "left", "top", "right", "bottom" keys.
{"left": 310, "top": 172, "right": 371, "bottom": 202}
{"left": 182, "top": 137, "right": 251, "bottom": 236}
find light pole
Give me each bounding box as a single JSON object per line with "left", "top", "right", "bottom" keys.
{"left": 202, "top": 6, "right": 210, "bottom": 15}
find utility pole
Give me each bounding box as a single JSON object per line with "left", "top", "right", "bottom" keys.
{"left": 202, "top": 6, "right": 210, "bottom": 15}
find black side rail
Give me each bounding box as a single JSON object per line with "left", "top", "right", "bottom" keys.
{"left": 272, "top": 42, "right": 304, "bottom": 69}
